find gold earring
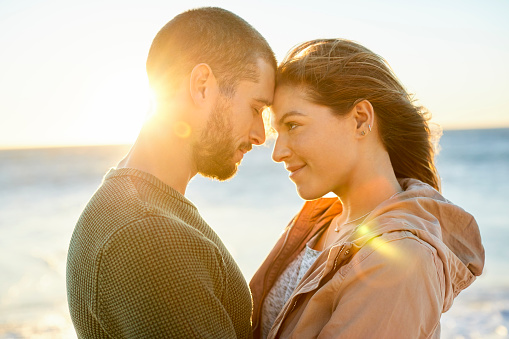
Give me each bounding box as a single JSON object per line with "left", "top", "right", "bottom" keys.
{"left": 361, "top": 131, "right": 366, "bottom": 136}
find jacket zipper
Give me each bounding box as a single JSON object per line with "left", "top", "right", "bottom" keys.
{"left": 253, "top": 222, "right": 294, "bottom": 332}
{"left": 289, "top": 244, "right": 345, "bottom": 313}
{"left": 273, "top": 243, "right": 347, "bottom": 338}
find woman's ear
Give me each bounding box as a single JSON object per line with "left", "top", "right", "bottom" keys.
{"left": 189, "top": 63, "right": 217, "bottom": 106}
{"left": 353, "top": 99, "right": 374, "bottom": 137}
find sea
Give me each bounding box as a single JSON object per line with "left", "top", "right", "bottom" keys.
{"left": 0, "top": 128, "right": 508, "bottom": 338}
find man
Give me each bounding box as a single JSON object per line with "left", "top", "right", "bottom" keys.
{"left": 66, "top": 7, "right": 276, "bottom": 338}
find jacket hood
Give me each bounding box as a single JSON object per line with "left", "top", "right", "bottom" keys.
{"left": 350, "top": 178, "right": 485, "bottom": 311}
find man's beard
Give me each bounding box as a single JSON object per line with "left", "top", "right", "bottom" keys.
{"left": 192, "top": 96, "right": 251, "bottom": 181}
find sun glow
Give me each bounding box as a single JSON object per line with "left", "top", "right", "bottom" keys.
{"left": 81, "top": 69, "right": 153, "bottom": 145}
{"left": 174, "top": 121, "right": 192, "bottom": 139}
{"left": 356, "top": 223, "right": 402, "bottom": 262}
{"left": 368, "top": 237, "right": 401, "bottom": 261}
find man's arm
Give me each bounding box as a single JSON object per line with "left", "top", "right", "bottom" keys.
{"left": 93, "top": 217, "right": 238, "bottom": 338}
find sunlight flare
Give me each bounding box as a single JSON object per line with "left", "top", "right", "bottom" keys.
{"left": 369, "top": 237, "right": 401, "bottom": 261}
{"left": 174, "top": 121, "right": 192, "bottom": 139}
{"left": 82, "top": 69, "right": 152, "bottom": 144}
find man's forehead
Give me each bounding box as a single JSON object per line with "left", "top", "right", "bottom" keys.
{"left": 234, "top": 61, "right": 274, "bottom": 104}
{"left": 253, "top": 58, "right": 275, "bottom": 102}
{"left": 236, "top": 80, "right": 273, "bottom": 104}
{"left": 253, "top": 97, "right": 272, "bottom": 107}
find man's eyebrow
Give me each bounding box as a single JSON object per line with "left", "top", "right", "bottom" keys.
{"left": 254, "top": 98, "right": 272, "bottom": 106}
{"left": 277, "top": 111, "right": 306, "bottom": 125}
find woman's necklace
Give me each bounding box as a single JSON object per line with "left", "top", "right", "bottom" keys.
{"left": 333, "top": 211, "right": 371, "bottom": 232}
{"left": 333, "top": 191, "right": 402, "bottom": 232}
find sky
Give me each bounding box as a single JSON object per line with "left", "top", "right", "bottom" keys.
{"left": 0, "top": 0, "right": 508, "bottom": 149}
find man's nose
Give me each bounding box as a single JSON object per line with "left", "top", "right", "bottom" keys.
{"left": 249, "top": 114, "right": 266, "bottom": 145}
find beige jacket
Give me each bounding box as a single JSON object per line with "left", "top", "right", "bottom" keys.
{"left": 250, "top": 179, "right": 484, "bottom": 338}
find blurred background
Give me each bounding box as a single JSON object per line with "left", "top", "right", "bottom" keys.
{"left": 1, "top": 0, "right": 508, "bottom": 338}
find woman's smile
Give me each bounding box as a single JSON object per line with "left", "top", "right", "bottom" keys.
{"left": 286, "top": 164, "right": 306, "bottom": 179}
{"left": 271, "top": 85, "right": 359, "bottom": 200}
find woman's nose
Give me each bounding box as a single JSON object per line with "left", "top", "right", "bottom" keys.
{"left": 272, "top": 135, "right": 291, "bottom": 163}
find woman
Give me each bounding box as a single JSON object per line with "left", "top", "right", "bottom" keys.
{"left": 250, "top": 39, "right": 485, "bottom": 338}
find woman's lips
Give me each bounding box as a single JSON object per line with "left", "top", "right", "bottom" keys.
{"left": 286, "top": 164, "right": 306, "bottom": 179}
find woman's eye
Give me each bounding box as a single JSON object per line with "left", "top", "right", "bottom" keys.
{"left": 286, "top": 122, "right": 298, "bottom": 131}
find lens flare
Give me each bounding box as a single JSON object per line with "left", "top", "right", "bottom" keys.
{"left": 350, "top": 224, "right": 416, "bottom": 289}
{"left": 369, "top": 237, "right": 401, "bottom": 261}
{"left": 174, "top": 121, "right": 191, "bottom": 138}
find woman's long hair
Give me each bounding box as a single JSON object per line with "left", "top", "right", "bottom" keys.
{"left": 277, "top": 39, "right": 441, "bottom": 191}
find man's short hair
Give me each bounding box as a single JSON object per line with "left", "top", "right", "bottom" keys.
{"left": 146, "top": 7, "right": 276, "bottom": 98}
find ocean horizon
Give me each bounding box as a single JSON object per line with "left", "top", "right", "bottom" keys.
{"left": 1, "top": 127, "right": 508, "bottom": 338}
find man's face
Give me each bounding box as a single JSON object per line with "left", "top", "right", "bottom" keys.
{"left": 193, "top": 58, "right": 275, "bottom": 180}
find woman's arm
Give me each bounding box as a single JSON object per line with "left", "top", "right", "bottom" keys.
{"left": 317, "top": 234, "right": 444, "bottom": 338}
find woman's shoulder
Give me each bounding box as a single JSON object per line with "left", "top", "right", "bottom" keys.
{"left": 342, "top": 231, "right": 444, "bottom": 284}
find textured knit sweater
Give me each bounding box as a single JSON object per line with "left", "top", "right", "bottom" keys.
{"left": 66, "top": 168, "right": 252, "bottom": 338}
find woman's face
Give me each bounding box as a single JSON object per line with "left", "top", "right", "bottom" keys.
{"left": 271, "top": 85, "right": 360, "bottom": 200}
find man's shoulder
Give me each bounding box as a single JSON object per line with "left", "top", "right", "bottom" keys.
{"left": 95, "top": 217, "right": 226, "bottom": 295}
{"left": 87, "top": 170, "right": 199, "bottom": 224}
{"left": 77, "top": 171, "right": 194, "bottom": 233}
{"left": 101, "top": 216, "right": 218, "bottom": 260}
{"left": 70, "top": 175, "right": 211, "bottom": 265}
{"left": 111, "top": 215, "right": 210, "bottom": 242}
{"left": 82, "top": 173, "right": 146, "bottom": 217}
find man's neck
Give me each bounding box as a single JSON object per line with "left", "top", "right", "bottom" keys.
{"left": 117, "top": 119, "right": 197, "bottom": 195}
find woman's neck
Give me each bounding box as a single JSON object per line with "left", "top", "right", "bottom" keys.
{"left": 334, "top": 149, "right": 402, "bottom": 226}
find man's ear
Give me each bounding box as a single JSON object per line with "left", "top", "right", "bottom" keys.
{"left": 353, "top": 99, "right": 375, "bottom": 137}
{"left": 189, "top": 63, "right": 217, "bottom": 106}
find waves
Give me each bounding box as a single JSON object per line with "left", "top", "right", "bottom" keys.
{"left": 1, "top": 129, "right": 508, "bottom": 338}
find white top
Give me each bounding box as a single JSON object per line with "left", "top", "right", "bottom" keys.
{"left": 261, "top": 238, "right": 323, "bottom": 339}
{"left": 260, "top": 214, "right": 361, "bottom": 338}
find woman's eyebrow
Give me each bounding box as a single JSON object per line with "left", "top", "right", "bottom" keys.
{"left": 277, "top": 111, "right": 306, "bottom": 125}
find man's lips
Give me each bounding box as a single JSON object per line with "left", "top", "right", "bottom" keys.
{"left": 235, "top": 144, "right": 252, "bottom": 163}
{"left": 239, "top": 144, "right": 252, "bottom": 154}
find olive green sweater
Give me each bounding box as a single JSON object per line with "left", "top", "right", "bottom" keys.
{"left": 66, "top": 168, "right": 252, "bottom": 338}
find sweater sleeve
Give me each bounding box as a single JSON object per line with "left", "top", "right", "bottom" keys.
{"left": 93, "top": 216, "right": 237, "bottom": 338}
{"left": 317, "top": 235, "right": 444, "bottom": 338}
